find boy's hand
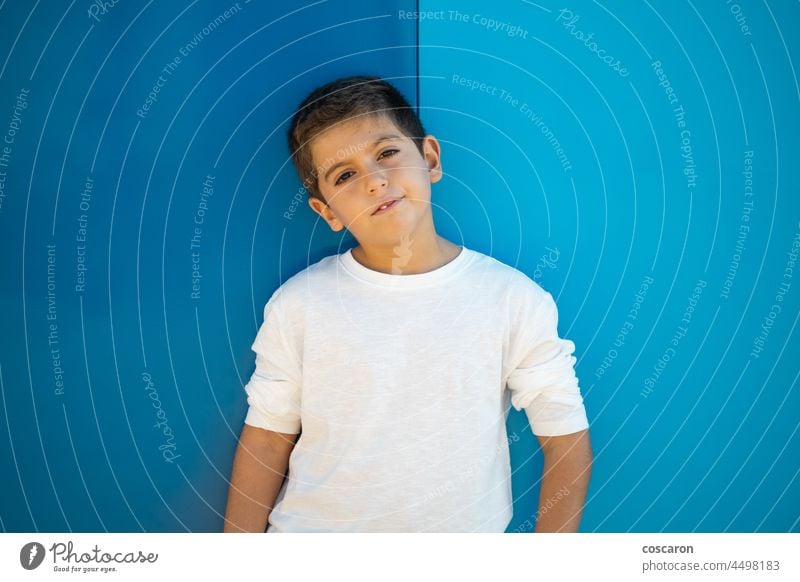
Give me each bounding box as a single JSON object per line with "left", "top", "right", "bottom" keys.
{"left": 533, "top": 428, "right": 592, "bottom": 532}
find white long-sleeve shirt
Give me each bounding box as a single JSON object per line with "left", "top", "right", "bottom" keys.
{"left": 243, "top": 245, "right": 589, "bottom": 532}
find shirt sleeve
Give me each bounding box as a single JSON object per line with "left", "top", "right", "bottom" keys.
{"left": 506, "top": 289, "right": 589, "bottom": 437}
{"left": 243, "top": 290, "right": 302, "bottom": 434}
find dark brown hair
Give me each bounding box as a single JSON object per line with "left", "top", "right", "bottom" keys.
{"left": 287, "top": 75, "right": 427, "bottom": 203}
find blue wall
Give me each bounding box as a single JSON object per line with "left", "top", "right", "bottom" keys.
{"left": 419, "top": 0, "right": 799, "bottom": 532}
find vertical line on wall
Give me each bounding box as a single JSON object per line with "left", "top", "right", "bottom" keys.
{"left": 415, "top": 0, "right": 420, "bottom": 115}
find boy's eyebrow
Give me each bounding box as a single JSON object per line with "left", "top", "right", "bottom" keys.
{"left": 322, "top": 134, "right": 403, "bottom": 183}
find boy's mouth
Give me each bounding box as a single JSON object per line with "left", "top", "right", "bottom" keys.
{"left": 371, "top": 197, "right": 404, "bottom": 216}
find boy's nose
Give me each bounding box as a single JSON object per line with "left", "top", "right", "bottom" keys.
{"left": 365, "top": 168, "right": 387, "bottom": 194}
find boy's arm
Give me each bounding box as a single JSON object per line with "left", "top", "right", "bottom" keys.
{"left": 223, "top": 424, "right": 299, "bottom": 533}
{"left": 534, "top": 428, "right": 592, "bottom": 533}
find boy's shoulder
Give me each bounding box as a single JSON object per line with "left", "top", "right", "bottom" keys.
{"left": 262, "top": 251, "right": 340, "bottom": 311}
{"left": 466, "top": 248, "right": 551, "bottom": 302}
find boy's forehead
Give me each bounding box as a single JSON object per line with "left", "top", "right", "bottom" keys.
{"left": 310, "top": 115, "right": 402, "bottom": 171}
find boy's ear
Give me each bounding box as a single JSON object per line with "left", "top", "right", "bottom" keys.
{"left": 422, "top": 135, "right": 443, "bottom": 183}
{"left": 308, "top": 196, "right": 345, "bottom": 232}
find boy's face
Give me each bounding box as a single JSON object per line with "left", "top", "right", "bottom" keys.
{"left": 306, "top": 114, "right": 443, "bottom": 247}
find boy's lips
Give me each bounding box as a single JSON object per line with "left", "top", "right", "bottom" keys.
{"left": 371, "top": 197, "right": 404, "bottom": 216}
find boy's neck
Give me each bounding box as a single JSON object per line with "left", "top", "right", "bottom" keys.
{"left": 351, "top": 232, "right": 462, "bottom": 275}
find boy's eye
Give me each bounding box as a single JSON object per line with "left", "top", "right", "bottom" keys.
{"left": 335, "top": 171, "right": 353, "bottom": 185}
{"left": 334, "top": 149, "right": 399, "bottom": 186}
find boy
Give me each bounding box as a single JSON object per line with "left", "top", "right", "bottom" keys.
{"left": 223, "top": 75, "right": 592, "bottom": 533}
